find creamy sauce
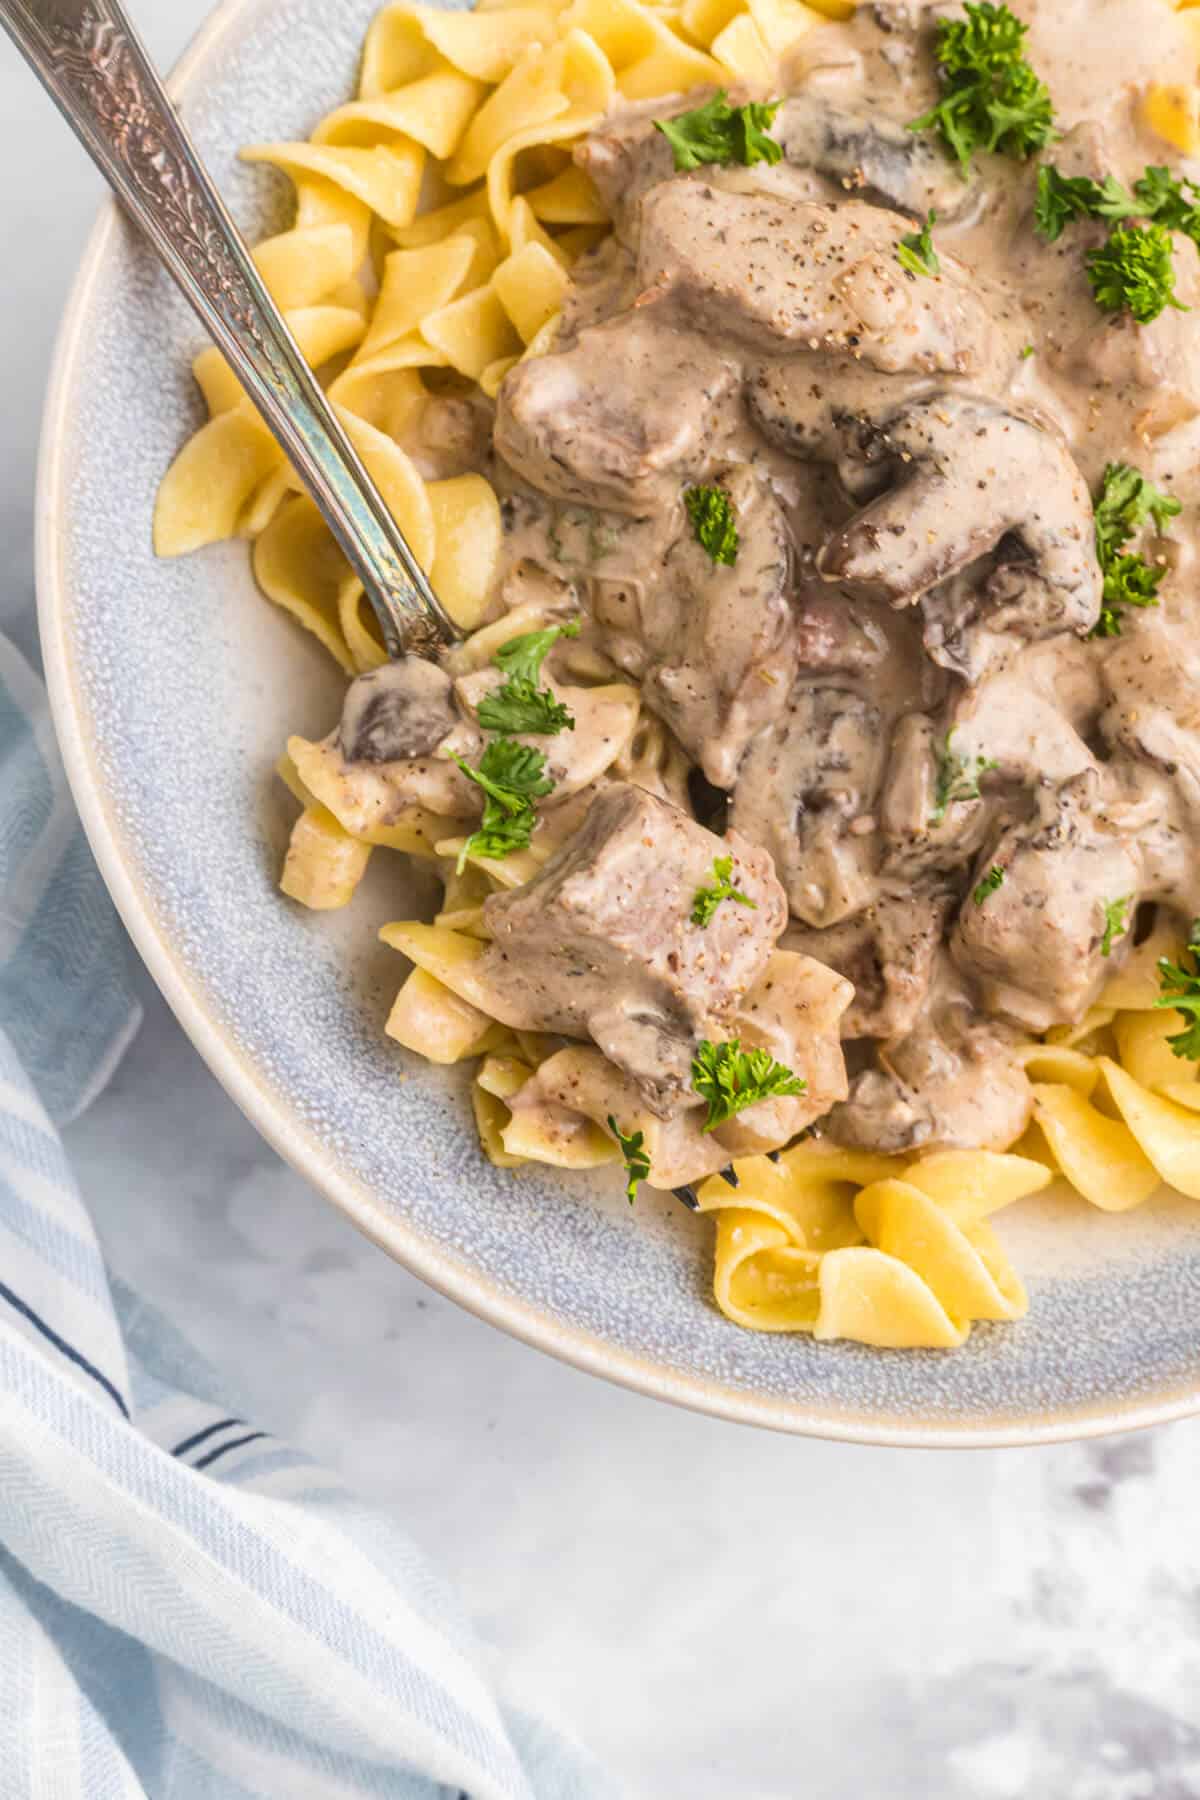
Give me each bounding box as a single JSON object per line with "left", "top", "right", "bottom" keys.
{"left": 335, "top": 0, "right": 1200, "bottom": 1157}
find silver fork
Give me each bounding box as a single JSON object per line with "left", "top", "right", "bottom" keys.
{"left": 2, "top": 0, "right": 460, "bottom": 659}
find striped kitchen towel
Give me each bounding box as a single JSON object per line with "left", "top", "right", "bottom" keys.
{"left": 0, "top": 633, "right": 615, "bottom": 1800}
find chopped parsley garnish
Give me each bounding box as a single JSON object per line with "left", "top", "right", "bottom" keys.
{"left": 897, "top": 211, "right": 941, "bottom": 278}
{"left": 930, "top": 732, "right": 997, "bottom": 826}
{"left": 1033, "top": 162, "right": 1200, "bottom": 322}
{"left": 691, "top": 855, "right": 757, "bottom": 928}
{"left": 1155, "top": 920, "right": 1200, "bottom": 1060}
{"left": 908, "top": 1, "right": 1056, "bottom": 175}
{"left": 1100, "top": 896, "right": 1132, "bottom": 958}
{"left": 1033, "top": 165, "right": 1137, "bottom": 242}
{"left": 1086, "top": 222, "right": 1186, "bottom": 325}
{"left": 654, "top": 91, "right": 782, "bottom": 172}
{"left": 1020, "top": 342, "right": 1036, "bottom": 358}
{"left": 973, "top": 865, "right": 1005, "bottom": 906}
{"left": 691, "top": 1039, "right": 805, "bottom": 1132}
{"left": 449, "top": 737, "right": 554, "bottom": 871}
{"left": 684, "top": 485, "right": 739, "bottom": 566}
{"left": 607, "top": 1116, "right": 651, "bottom": 1204}
{"left": 492, "top": 620, "right": 580, "bottom": 686}
{"left": 475, "top": 620, "right": 580, "bottom": 736}
{"left": 1090, "top": 461, "right": 1181, "bottom": 638}
{"left": 1133, "top": 164, "right": 1200, "bottom": 247}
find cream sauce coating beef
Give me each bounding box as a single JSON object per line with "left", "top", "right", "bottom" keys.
{"left": 480, "top": 784, "right": 787, "bottom": 1114}
{"left": 350, "top": 0, "right": 1200, "bottom": 1157}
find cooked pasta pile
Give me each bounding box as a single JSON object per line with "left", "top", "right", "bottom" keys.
{"left": 156, "top": 0, "right": 1200, "bottom": 1348}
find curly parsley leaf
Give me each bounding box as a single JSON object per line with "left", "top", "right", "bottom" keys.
{"left": 1090, "top": 461, "right": 1181, "bottom": 637}
{"left": 1086, "top": 222, "right": 1186, "bottom": 324}
{"left": 1100, "top": 896, "right": 1132, "bottom": 958}
{"left": 1133, "top": 164, "right": 1200, "bottom": 245}
{"left": 475, "top": 621, "right": 580, "bottom": 736}
{"left": 450, "top": 737, "right": 554, "bottom": 871}
{"left": 654, "top": 92, "right": 782, "bottom": 173}
{"left": 930, "top": 733, "right": 998, "bottom": 826}
{"left": 684, "top": 485, "right": 739, "bottom": 566}
{"left": 897, "top": 211, "right": 941, "bottom": 277}
{"left": 908, "top": 1, "right": 1056, "bottom": 174}
{"left": 1033, "top": 165, "right": 1136, "bottom": 242}
{"left": 691, "top": 855, "right": 758, "bottom": 928}
{"left": 691, "top": 1039, "right": 805, "bottom": 1133}
{"left": 492, "top": 621, "right": 579, "bottom": 686}
{"left": 607, "top": 1116, "right": 651, "bottom": 1204}
{"left": 973, "top": 865, "right": 1005, "bottom": 906}
{"left": 476, "top": 680, "right": 574, "bottom": 735}
{"left": 1155, "top": 920, "right": 1200, "bottom": 1060}
{"left": 1094, "top": 462, "right": 1182, "bottom": 558}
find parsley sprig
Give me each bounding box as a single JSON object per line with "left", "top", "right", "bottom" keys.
{"left": 930, "top": 732, "right": 997, "bottom": 826}
{"left": 475, "top": 621, "right": 579, "bottom": 736}
{"left": 908, "top": 2, "right": 1056, "bottom": 175}
{"left": 450, "top": 738, "right": 553, "bottom": 872}
{"left": 973, "top": 865, "right": 1005, "bottom": 906}
{"left": 691, "top": 1039, "right": 805, "bottom": 1132}
{"left": 607, "top": 1116, "right": 651, "bottom": 1204}
{"left": 1034, "top": 163, "right": 1198, "bottom": 323}
{"left": 654, "top": 91, "right": 781, "bottom": 172}
{"left": 684, "top": 485, "right": 739, "bottom": 566}
{"left": 1100, "top": 896, "right": 1132, "bottom": 958}
{"left": 691, "top": 855, "right": 757, "bottom": 928}
{"left": 1133, "top": 164, "right": 1200, "bottom": 245}
{"left": 897, "top": 211, "right": 941, "bottom": 278}
{"left": 1087, "top": 223, "right": 1184, "bottom": 326}
{"left": 1090, "top": 462, "right": 1181, "bottom": 638}
{"left": 1034, "top": 166, "right": 1139, "bottom": 242}
{"left": 1155, "top": 920, "right": 1200, "bottom": 1060}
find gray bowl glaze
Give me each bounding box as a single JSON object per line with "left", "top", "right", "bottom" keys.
{"left": 37, "top": 0, "right": 1200, "bottom": 1445}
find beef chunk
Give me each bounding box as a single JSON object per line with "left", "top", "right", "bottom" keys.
{"left": 494, "top": 307, "right": 738, "bottom": 513}
{"left": 635, "top": 467, "right": 796, "bottom": 787}
{"left": 828, "top": 1012, "right": 1032, "bottom": 1154}
{"left": 480, "top": 783, "right": 787, "bottom": 1113}
{"left": 950, "top": 774, "right": 1142, "bottom": 1031}
{"left": 638, "top": 184, "right": 996, "bottom": 374}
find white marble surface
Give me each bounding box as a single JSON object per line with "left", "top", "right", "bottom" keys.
{"left": 7, "top": 5, "right": 1200, "bottom": 1794}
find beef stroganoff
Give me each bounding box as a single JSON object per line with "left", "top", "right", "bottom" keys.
{"left": 157, "top": 0, "right": 1200, "bottom": 1347}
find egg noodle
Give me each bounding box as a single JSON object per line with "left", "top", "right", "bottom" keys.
{"left": 155, "top": 0, "right": 1200, "bottom": 1348}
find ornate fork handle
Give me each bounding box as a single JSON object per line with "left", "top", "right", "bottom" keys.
{"left": 1, "top": 0, "right": 460, "bottom": 658}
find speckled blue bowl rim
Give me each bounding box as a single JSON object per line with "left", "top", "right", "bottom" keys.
{"left": 36, "top": 0, "right": 1200, "bottom": 1448}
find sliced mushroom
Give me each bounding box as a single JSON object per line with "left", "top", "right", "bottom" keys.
{"left": 783, "top": 886, "right": 952, "bottom": 1038}
{"left": 773, "top": 93, "right": 973, "bottom": 219}
{"left": 818, "top": 396, "right": 1102, "bottom": 639}
{"left": 731, "top": 684, "right": 887, "bottom": 927}
{"left": 339, "top": 657, "right": 459, "bottom": 765}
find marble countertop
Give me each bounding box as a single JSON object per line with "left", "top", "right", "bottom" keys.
{"left": 7, "top": 6, "right": 1200, "bottom": 1794}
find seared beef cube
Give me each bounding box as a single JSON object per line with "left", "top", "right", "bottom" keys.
{"left": 480, "top": 783, "right": 786, "bottom": 1112}
{"left": 495, "top": 309, "right": 738, "bottom": 514}
{"left": 637, "top": 184, "right": 995, "bottom": 374}
{"left": 950, "top": 775, "right": 1141, "bottom": 1031}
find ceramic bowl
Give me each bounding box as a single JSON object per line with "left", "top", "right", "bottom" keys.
{"left": 38, "top": 0, "right": 1200, "bottom": 1445}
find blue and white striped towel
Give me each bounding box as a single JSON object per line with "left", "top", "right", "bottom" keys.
{"left": 0, "top": 633, "right": 614, "bottom": 1800}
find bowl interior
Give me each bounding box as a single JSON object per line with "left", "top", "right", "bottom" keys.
{"left": 39, "top": 0, "right": 1200, "bottom": 1444}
